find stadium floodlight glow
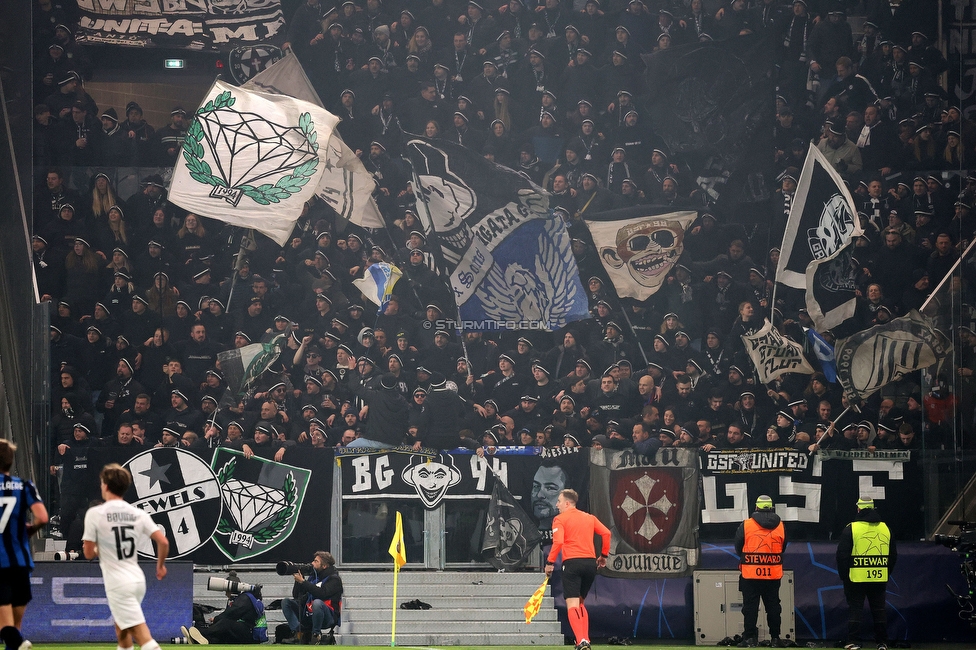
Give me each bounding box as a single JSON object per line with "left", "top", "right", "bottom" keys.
{"left": 164, "top": 59, "right": 185, "bottom": 69}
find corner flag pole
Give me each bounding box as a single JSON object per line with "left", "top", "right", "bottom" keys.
{"left": 388, "top": 511, "right": 406, "bottom": 646}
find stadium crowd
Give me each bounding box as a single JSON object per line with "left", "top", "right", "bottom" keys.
{"left": 30, "top": 0, "right": 974, "bottom": 522}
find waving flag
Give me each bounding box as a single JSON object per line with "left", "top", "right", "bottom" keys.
{"left": 217, "top": 333, "right": 287, "bottom": 407}
{"left": 807, "top": 327, "right": 837, "bottom": 383}
{"left": 742, "top": 319, "right": 815, "bottom": 384}
{"left": 584, "top": 207, "right": 697, "bottom": 301}
{"left": 835, "top": 311, "right": 948, "bottom": 405}
{"left": 481, "top": 474, "right": 542, "bottom": 570}
{"left": 353, "top": 263, "right": 403, "bottom": 314}
{"left": 388, "top": 510, "right": 406, "bottom": 569}
{"left": 169, "top": 80, "right": 339, "bottom": 246}
{"left": 776, "top": 144, "right": 862, "bottom": 331}
{"left": 406, "top": 137, "right": 589, "bottom": 330}
{"left": 523, "top": 577, "right": 549, "bottom": 624}
{"left": 243, "top": 53, "right": 385, "bottom": 229}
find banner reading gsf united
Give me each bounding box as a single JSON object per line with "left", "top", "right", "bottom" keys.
{"left": 75, "top": 0, "right": 285, "bottom": 50}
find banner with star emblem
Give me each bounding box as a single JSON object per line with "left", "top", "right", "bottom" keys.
{"left": 168, "top": 80, "right": 339, "bottom": 246}
{"left": 210, "top": 448, "right": 311, "bottom": 561}
{"left": 588, "top": 447, "right": 699, "bottom": 578}
{"left": 123, "top": 447, "right": 224, "bottom": 559}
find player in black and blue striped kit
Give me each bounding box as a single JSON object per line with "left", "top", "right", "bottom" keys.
{"left": 0, "top": 439, "right": 48, "bottom": 650}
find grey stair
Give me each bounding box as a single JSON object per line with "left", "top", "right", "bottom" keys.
{"left": 344, "top": 620, "right": 556, "bottom": 634}
{"left": 192, "top": 569, "right": 563, "bottom": 646}
{"left": 346, "top": 607, "right": 558, "bottom": 622}
{"left": 344, "top": 583, "right": 538, "bottom": 596}
{"left": 338, "top": 632, "right": 561, "bottom": 646}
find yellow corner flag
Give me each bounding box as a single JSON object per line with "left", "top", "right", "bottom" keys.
{"left": 388, "top": 511, "right": 406, "bottom": 569}
{"left": 389, "top": 511, "right": 406, "bottom": 646}
{"left": 523, "top": 576, "right": 549, "bottom": 623}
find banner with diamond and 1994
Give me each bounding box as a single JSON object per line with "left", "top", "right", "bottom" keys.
{"left": 88, "top": 445, "right": 332, "bottom": 564}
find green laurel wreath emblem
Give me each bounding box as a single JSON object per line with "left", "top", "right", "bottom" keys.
{"left": 182, "top": 90, "right": 319, "bottom": 206}
{"left": 215, "top": 457, "right": 237, "bottom": 534}
{"left": 215, "top": 460, "right": 297, "bottom": 543}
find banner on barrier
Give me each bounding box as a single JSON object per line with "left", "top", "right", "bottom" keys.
{"left": 338, "top": 447, "right": 590, "bottom": 540}
{"left": 702, "top": 448, "right": 811, "bottom": 474}
{"left": 21, "top": 561, "right": 192, "bottom": 642}
{"left": 589, "top": 448, "right": 700, "bottom": 578}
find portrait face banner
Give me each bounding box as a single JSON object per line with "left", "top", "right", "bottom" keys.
{"left": 588, "top": 447, "right": 700, "bottom": 579}
{"left": 585, "top": 209, "right": 697, "bottom": 301}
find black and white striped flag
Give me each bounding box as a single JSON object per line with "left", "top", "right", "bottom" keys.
{"left": 835, "top": 310, "right": 948, "bottom": 406}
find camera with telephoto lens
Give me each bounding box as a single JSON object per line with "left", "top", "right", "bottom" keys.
{"left": 276, "top": 561, "right": 313, "bottom": 576}
{"left": 207, "top": 575, "right": 261, "bottom": 595}
{"left": 935, "top": 521, "right": 976, "bottom": 627}
{"left": 54, "top": 550, "right": 78, "bottom": 561}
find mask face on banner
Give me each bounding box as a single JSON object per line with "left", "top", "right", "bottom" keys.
{"left": 401, "top": 454, "right": 462, "bottom": 508}
{"left": 586, "top": 211, "right": 697, "bottom": 300}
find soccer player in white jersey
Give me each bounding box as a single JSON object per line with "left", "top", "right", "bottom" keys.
{"left": 83, "top": 464, "right": 169, "bottom": 650}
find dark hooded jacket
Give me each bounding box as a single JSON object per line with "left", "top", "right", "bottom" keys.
{"left": 734, "top": 509, "right": 787, "bottom": 559}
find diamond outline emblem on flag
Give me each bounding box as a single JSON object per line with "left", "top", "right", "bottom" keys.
{"left": 182, "top": 89, "right": 320, "bottom": 207}
{"left": 210, "top": 448, "right": 311, "bottom": 561}
{"left": 123, "top": 447, "right": 223, "bottom": 559}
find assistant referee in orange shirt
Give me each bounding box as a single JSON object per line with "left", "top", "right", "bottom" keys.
{"left": 545, "top": 489, "right": 612, "bottom": 650}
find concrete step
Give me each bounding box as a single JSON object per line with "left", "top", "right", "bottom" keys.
{"left": 337, "top": 595, "right": 549, "bottom": 610}
{"left": 191, "top": 569, "right": 564, "bottom": 646}
{"left": 342, "top": 619, "right": 561, "bottom": 635}
{"left": 341, "top": 571, "right": 546, "bottom": 585}
{"left": 343, "top": 583, "right": 545, "bottom": 597}
{"left": 338, "top": 632, "right": 564, "bottom": 646}
{"left": 342, "top": 605, "right": 558, "bottom": 622}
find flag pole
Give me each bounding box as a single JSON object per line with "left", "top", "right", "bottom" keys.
{"left": 390, "top": 558, "right": 400, "bottom": 646}
{"left": 388, "top": 510, "right": 406, "bottom": 647}
{"left": 813, "top": 405, "right": 854, "bottom": 447}
{"left": 920, "top": 238, "right": 976, "bottom": 313}
{"left": 225, "top": 228, "right": 254, "bottom": 313}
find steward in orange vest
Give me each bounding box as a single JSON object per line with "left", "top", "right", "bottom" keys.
{"left": 733, "top": 495, "right": 788, "bottom": 648}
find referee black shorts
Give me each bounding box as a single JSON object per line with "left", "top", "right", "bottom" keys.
{"left": 0, "top": 567, "right": 33, "bottom": 607}
{"left": 561, "top": 557, "right": 598, "bottom": 600}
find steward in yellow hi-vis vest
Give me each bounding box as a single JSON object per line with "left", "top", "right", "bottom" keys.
{"left": 734, "top": 495, "right": 787, "bottom": 648}
{"left": 835, "top": 497, "right": 898, "bottom": 650}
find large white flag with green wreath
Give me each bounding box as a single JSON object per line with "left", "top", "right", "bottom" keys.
{"left": 169, "top": 79, "right": 339, "bottom": 245}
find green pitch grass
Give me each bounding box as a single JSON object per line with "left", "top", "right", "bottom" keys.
{"left": 34, "top": 640, "right": 973, "bottom": 650}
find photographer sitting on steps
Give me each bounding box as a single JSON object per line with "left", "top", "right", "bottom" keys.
{"left": 281, "top": 551, "right": 343, "bottom": 645}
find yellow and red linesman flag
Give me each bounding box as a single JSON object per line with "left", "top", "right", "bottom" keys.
{"left": 523, "top": 576, "right": 549, "bottom": 623}
{"left": 388, "top": 511, "right": 406, "bottom": 569}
